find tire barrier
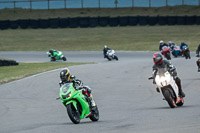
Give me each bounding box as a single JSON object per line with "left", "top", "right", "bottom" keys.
{"left": 1, "top": 16, "right": 200, "bottom": 30}
{"left": 79, "top": 17, "right": 90, "bottom": 28}
{"left": 158, "top": 16, "right": 168, "bottom": 25}
{"left": 30, "top": 19, "right": 40, "bottom": 29}
{"left": 19, "top": 19, "right": 29, "bottom": 29}
{"left": 0, "top": 59, "right": 19, "bottom": 67}
{"left": 49, "top": 18, "right": 59, "bottom": 28}
{"left": 118, "top": 16, "right": 129, "bottom": 26}
{"left": 39, "top": 19, "right": 49, "bottom": 28}
{"left": 98, "top": 17, "right": 109, "bottom": 27}
{"left": 148, "top": 16, "right": 158, "bottom": 26}
{"left": 89, "top": 17, "right": 98, "bottom": 27}
{"left": 10, "top": 20, "right": 19, "bottom": 29}
{"left": 0, "top": 20, "right": 10, "bottom": 30}
{"left": 59, "top": 18, "right": 69, "bottom": 28}
{"left": 177, "top": 16, "right": 186, "bottom": 25}
{"left": 69, "top": 17, "right": 79, "bottom": 28}
{"left": 109, "top": 17, "right": 119, "bottom": 27}
{"left": 168, "top": 16, "right": 177, "bottom": 25}
{"left": 129, "top": 16, "right": 138, "bottom": 26}
{"left": 138, "top": 16, "right": 149, "bottom": 25}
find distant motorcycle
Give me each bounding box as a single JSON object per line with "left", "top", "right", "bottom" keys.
{"left": 149, "top": 69, "right": 184, "bottom": 108}
{"left": 171, "top": 45, "right": 182, "bottom": 58}
{"left": 161, "top": 46, "right": 171, "bottom": 60}
{"left": 182, "top": 45, "right": 191, "bottom": 59}
{"left": 105, "top": 50, "right": 119, "bottom": 61}
{"left": 46, "top": 50, "right": 67, "bottom": 61}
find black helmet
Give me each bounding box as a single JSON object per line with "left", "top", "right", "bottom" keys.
{"left": 60, "top": 68, "right": 71, "bottom": 82}
{"left": 153, "top": 52, "right": 163, "bottom": 65}
{"left": 49, "top": 49, "right": 54, "bottom": 54}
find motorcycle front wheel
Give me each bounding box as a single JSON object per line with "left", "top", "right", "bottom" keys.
{"left": 89, "top": 106, "right": 99, "bottom": 122}
{"left": 62, "top": 57, "right": 67, "bottom": 61}
{"left": 163, "top": 89, "right": 176, "bottom": 108}
{"left": 67, "top": 103, "right": 80, "bottom": 124}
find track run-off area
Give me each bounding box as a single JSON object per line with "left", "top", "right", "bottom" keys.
{"left": 0, "top": 51, "right": 200, "bottom": 133}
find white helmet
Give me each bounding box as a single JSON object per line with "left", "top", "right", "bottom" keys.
{"left": 104, "top": 45, "right": 107, "bottom": 48}
{"left": 160, "top": 40, "right": 164, "bottom": 44}
{"left": 168, "top": 41, "right": 172, "bottom": 44}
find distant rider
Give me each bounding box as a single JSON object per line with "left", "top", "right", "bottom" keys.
{"left": 180, "top": 41, "right": 189, "bottom": 50}
{"left": 59, "top": 68, "right": 96, "bottom": 107}
{"left": 196, "top": 44, "right": 200, "bottom": 57}
{"left": 152, "top": 52, "right": 185, "bottom": 97}
{"left": 168, "top": 41, "right": 177, "bottom": 51}
{"left": 159, "top": 40, "right": 169, "bottom": 54}
{"left": 103, "top": 45, "right": 111, "bottom": 58}
{"left": 197, "top": 58, "right": 200, "bottom": 72}
{"left": 49, "top": 49, "right": 57, "bottom": 57}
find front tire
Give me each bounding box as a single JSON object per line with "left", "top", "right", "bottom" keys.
{"left": 62, "top": 57, "right": 67, "bottom": 61}
{"left": 114, "top": 55, "right": 119, "bottom": 61}
{"left": 89, "top": 106, "right": 99, "bottom": 121}
{"left": 67, "top": 103, "right": 80, "bottom": 124}
{"left": 166, "top": 53, "right": 171, "bottom": 60}
{"left": 163, "top": 89, "right": 176, "bottom": 108}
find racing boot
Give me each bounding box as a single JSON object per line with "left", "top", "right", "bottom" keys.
{"left": 89, "top": 94, "right": 96, "bottom": 107}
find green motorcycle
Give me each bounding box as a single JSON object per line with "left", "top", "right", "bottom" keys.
{"left": 59, "top": 83, "right": 99, "bottom": 124}
{"left": 46, "top": 50, "right": 67, "bottom": 61}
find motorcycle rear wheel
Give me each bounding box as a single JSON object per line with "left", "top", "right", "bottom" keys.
{"left": 67, "top": 103, "right": 80, "bottom": 124}
{"left": 163, "top": 89, "right": 176, "bottom": 108}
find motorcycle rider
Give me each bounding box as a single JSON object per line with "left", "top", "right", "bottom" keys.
{"left": 152, "top": 52, "right": 185, "bottom": 97}
{"left": 168, "top": 41, "right": 177, "bottom": 50}
{"left": 59, "top": 68, "right": 96, "bottom": 107}
{"left": 103, "top": 45, "right": 111, "bottom": 58}
{"left": 180, "top": 41, "right": 189, "bottom": 50}
{"left": 196, "top": 44, "right": 200, "bottom": 57}
{"left": 49, "top": 49, "right": 58, "bottom": 57}
{"left": 159, "top": 40, "right": 169, "bottom": 54}
{"left": 197, "top": 58, "right": 200, "bottom": 72}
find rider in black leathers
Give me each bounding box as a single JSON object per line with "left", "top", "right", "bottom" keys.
{"left": 152, "top": 52, "right": 185, "bottom": 97}
{"left": 196, "top": 44, "right": 200, "bottom": 57}
{"left": 159, "top": 40, "right": 169, "bottom": 51}
{"left": 103, "top": 45, "right": 111, "bottom": 58}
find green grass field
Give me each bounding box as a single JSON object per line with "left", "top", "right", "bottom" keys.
{"left": 0, "top": 6, "right": 200, "bottom": 20}
{"left": 0, "top": 62, "right": 89, "bottom": 84}
{"left": 0, "top": 25, "right": 200, "bottom": 51}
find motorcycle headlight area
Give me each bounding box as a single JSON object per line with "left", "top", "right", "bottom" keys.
{"left": 159, "top": 76, "right": 167, "bottom": 86}
{"left": 62, "top": 92, "right": 71, "bottom": 99}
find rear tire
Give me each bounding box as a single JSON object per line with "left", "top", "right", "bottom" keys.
{"left": 166, "top": 53, "right": 171, "bottom": 60}
{"left": 163, "top": 89, "right": 176, "bottom": 108}
{"left": 67, "top": 103, "right": 80, "bottom": 124}
{"left": 89, "top": 106, "right": 99, "bottom": 121}
{"left": 176, "top": 98, "right": 184, "bottom": 106}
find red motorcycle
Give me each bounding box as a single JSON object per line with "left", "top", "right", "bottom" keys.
{"left": 162, "top": 46, "right": 171, "bottom": 60}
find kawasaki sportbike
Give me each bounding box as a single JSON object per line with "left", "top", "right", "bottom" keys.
{"left": 149, "top": 69, "right": 184, "bottom": 108}
{"left": 105, "top": 50, "right": 118, "bottom": 61}
{"left": 46, "top": 51, "right": 67, "bottom": 61}
{"left": 58, "top": 83, "right": 99, "bottom": 124}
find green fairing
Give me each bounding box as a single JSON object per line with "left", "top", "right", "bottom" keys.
{"left": 59, "top": 83, "right": 91, "bottom": 119}
{"left": 46, "top": 51, "right": 66, "bottom": 61}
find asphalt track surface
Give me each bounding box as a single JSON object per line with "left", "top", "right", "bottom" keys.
{"left": 0, "top": 51, "right": 200, "bottom": 133}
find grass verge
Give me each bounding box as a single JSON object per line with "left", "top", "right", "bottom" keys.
{"left": 0, "top": 62, "right": 90, "bottom": 84}
{"left": 0, "top": 25, "right": 200, "bottom": 51}
{"left": 0, "top": 6, "right": 200, "bottom": 20}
